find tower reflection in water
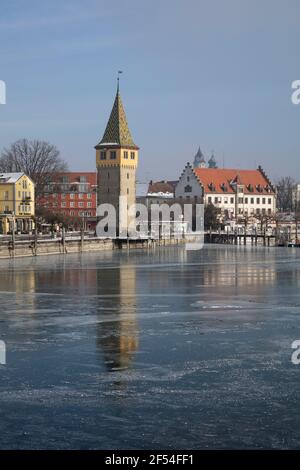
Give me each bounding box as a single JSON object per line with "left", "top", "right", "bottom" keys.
{"left": 96, "top": 263, "right": 138, "bottom": 372}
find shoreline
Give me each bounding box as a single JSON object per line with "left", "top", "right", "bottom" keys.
{"left": 0, "top": 236, "right": 194, "bottom": 260}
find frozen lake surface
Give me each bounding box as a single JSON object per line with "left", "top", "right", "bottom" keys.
{"left": 0, "top": 244, "right": 300, "bottom": 449}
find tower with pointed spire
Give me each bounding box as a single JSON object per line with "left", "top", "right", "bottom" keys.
{"left": 208, "top": 153, "right": 217, "bottom": 168}
{"left": 95, "top": 80, "right": 139, "bottom": 233}
{"left": 193, "top": 146, "right": 206, "bottom": 168}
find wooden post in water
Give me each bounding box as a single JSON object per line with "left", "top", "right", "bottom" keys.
{"left": 34, "top": 228, "right": 38, "bottom": 256}
{"left": 62, "top": 228, "right": 66, "bottom": 254}
{"left": 81, "top": 227, "right": 84, "bottom": 253}
{"left": 12, "top": 217, "right": 16, "bottom": 258}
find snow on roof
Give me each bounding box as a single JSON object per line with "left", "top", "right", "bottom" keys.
{"left": 0, "top": 172, "right": 25, "bottom": 184}
{"left": 147, "top": 191, "right": 174, "bottom": 198}
{"left": 97, "top": 142, "right": 119, "bottom": 146}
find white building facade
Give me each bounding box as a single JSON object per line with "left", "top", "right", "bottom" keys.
{"left": 175, "top": 163, "right": 276, "bottom": 220}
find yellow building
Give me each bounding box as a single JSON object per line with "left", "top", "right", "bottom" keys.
{"left": 0, "top": 173, "right": 35, "bottom": 234}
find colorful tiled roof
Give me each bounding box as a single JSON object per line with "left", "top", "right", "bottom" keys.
{"left": 96, "top": 89, "right": 138, "bottom": 149}
{"left": 193, "top": 167, "right": 275, "bottom": 195}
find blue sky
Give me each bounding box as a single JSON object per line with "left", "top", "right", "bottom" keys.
{"left": 0, "top": 0, "right": 300, "bottom": 183}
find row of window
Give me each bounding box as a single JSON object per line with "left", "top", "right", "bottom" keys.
{"left": 208, "top": 196, "right": 273, "bottom": 205}
{"left": 18, "top": 205, "right": 31, "bottom": 213}
{"left": 44, "top": 184, "right": 93, "bottom": 192}
{"left": 238, "top": 208, "right": 272, "bottom": 215}
{"left": 61, "top": 211, "right": 93, "bottom": 217}
{"left": 51, "top": 193, "right": 93, "bottom": 199}
{"left": 52, "top": 202, "right": 93, "bottom": 208}
{"left": 100, "top": 151, "right": 135, "bottom": 160}
{"left": 1, "top": 191, "right": 32, "bottom": 201}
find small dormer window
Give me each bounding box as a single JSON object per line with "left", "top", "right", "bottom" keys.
{"left": 220, "top": 182, "right": 228, "bottom": 192}
{"left": 208, "top": 182, "right": 216, "bottom": 191}
{"left": 247, "top": 184, "right": 254, "bottom": 192}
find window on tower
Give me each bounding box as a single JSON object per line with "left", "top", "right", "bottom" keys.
{"left": 110, "top": 151, "right": 116, "bottom": 160}
{"left": 130, "top": 152, "right": 135, "bottom": 159}
{"left": 100, "top": 151, "right": 106, "bottom": 160}
{"left": 124, "top": 151, "right": 128, "bottom": 159}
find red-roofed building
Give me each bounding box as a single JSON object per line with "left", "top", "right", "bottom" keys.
{"left": 175, "top": 163, "right": 276, "bottom": 220}
{"left": 38, "top": 172, "right": 97, "bottom": 229}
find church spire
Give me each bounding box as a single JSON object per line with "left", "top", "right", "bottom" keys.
{"left": 96, "top": 82, "right": 138, "bottom": 149}
{"left": 208, "top": 152, "right": 217, "bottom": 168}
{"left": 193, "top": 146, "right": 206, "bottom": 168}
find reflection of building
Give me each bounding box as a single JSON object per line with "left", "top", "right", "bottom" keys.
{"left": 0, "top": 172, "right": 35, "bottom": 234}
{"left": 96, "top": 264, "right": 138, "bottom": 372}
{"left": 201, "top": 255, "right": 276, "bottom": 287}
{"left": 95, "top": 81, "right": 139, "bottom": 233}
{"left": 0, "top": 267, "right": 37, "bottom": 314}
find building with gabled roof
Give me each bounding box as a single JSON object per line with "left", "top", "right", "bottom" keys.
{"left": 0, "top": 172, "right": 35, "bottom": 234}
{"left": 147, "top": 180, "right": 177, "bottom": 198}
{"left": 175, "top": 163, "right": 276, "bottom": 221}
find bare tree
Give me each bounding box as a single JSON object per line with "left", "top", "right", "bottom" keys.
{"left": 0, "top": 138, "right": 68, "bottom": 198}
{"left": 255, "top": 212, "right": 275, "bottom": 232}
{"left": 276, "top": 176, "right": 295, "bottom": 212}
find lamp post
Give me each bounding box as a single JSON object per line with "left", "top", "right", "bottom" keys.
{"left": 11, "top": 211, "right": 15, "bottom": 256}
